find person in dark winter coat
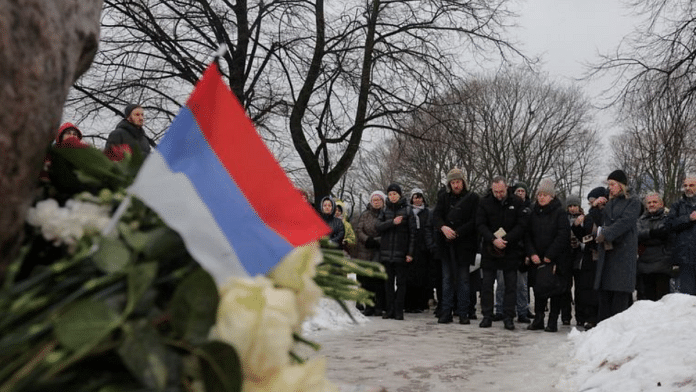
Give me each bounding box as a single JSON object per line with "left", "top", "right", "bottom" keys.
{"left": 562, "top": 194, "right": 584, "bottom": 326}
{"left": 319, "top": 196, "right": 345, "bottom": 248}
{"left": 355, "top": 191, "right": 386, "bottom": 316}
{"left": 524, "top": 179, "right": 571, "bottom": 332}
{"left": 594, "top": 170, "right": 641, "bottom": 322}
{"left": 405, "top": 188, "right": 437, "bottom": 313}
{"left": 636, "top": 192, "right": 673, "bottom": 301}
{"left": 476, "top": 176, "right": 529, "bottom": 330}
{"left": 104, "top": 104, "right": 156, "bottom": 158}
{"left": 666, "top": 175, "right": 696, "bottom": 295}
{"left": 433, "top": 168, "right": 479, "bottom": 324}
{"left": 376, "top": 183, "right": 416, "bottom": 320}
{"left": 570, "top": 186, "right": 608, "bottom": 329}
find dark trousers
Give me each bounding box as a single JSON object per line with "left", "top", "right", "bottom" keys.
{"left": 482, "top": 267, "right": 517, "bottom": 319}
{"left": 678, "top": 264, "right": 696, "bottom": 295}
{"left": 384, "top": 262, "right": 407, "bottom": 318}
{"left": 597, "top": 289, "right": 632, "bottom": 322}
{"left": 636, "top": 273, "right": 671, "bottom": 301}
{"left": 533, "top": 292, "right": 562, "bottom": 326}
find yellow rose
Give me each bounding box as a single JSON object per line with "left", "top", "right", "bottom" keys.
{"left": 268, "top": 243, "right": 324, "bottom": 326}
{"left": 243, "top": 357, "right": 338, "bottom": 392}
{"left": 210, "top": 276, "right": 298, "bottom": 381}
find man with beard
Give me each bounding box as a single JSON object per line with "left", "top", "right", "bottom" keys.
{"left": 476, "top": 176, "right": 529, "bottom": 330}
{"left": 105, "top": 103, "right": 156, "bottom": 157}
{"left": 667, "top": 175, "right": 696, "bottom": 296}
{"left": 433, "top": 169, "right": 479, "bottom": 324}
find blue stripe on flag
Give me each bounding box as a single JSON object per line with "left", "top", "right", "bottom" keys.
{"left": 156, "top": 107, "right": 293, "bottom": 275}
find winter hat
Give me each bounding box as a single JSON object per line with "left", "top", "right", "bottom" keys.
{"left": 607, "top": 169, "right": 628, "bottom": 186}
{"left": 370, "top": 190, "right": 386, "bottom": 202}
{"left": 124, "top": 103, "right": 141, "bottom": 119}
{"left": 587, "top": 186, "right": 609, "bottom": 201}
{"left": 566, "top": 195, "right": 581, "bottom": 207}
{"left": 386, "top": 183, "right": 402, "bottom": 196}
{"left": 513, "top": 181, "right": 529, "bottom": 195}
{"left": 446, "top": 168, "right": 465, "bottom": 183}
{"left": 536, "top": 178, "right": 556, "bottom": 197}
{"left": 410, "top": 188, "right": 425, "bottom": 202}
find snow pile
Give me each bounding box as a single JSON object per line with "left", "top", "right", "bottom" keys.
{"left": 559, "top": 294, "right": 696, "bottom": 391}
{"left": 302, "top": 298, "right": 369, "bottom": 334}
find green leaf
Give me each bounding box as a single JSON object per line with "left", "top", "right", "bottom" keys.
{"left": 118, "top": 222, "right": 152, "bottom": 253}
{"left": 141, "top": 227, "right": 187, "bottom": 260}
{"left": 117, "top": 320, "right": 170, "bottom": 392}
{"left": 169, "top": 269, "right": 218, "bottom": 345}
{"left": 125, "top": 262, "right": 158, "bottom": 314}
{"left": 198, "top": 341, "right": 242, "bottom": 392}
{"left": 53, "top": 299, "right": 119, "bottom": 351}
{"left": 92, "top": 237, "right": 131, "bottom": 273}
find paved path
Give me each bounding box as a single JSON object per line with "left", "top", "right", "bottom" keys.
{"left": 307, "top": 311, "right": 577, "bottom": 392}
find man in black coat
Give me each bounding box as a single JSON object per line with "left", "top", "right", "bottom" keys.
{"left": 105, "top": 103, "right": 156, "bottom": 157}
{"left": 433, "top": 168, "right": 479, "bottom": 324}
{"left": 666, "top": 175, "right": 696, "bottom": 296}
{"left": 476, "top": 176, "right": 529, "bottom": 330}
{"left": 637, "top": 192, "right": 673, "bottom": 300}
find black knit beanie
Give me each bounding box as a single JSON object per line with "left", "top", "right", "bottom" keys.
{"left": 607, "top": 170, "right": 628, "bottom": 186}
{"left": 386, "top": 183, "right": 402, "bottom": 196}
{"left": 124, "top": 103, "right": 141, "bottom": 119}
{"left": 587, "top": 186, "right": 609, "bottom": 200}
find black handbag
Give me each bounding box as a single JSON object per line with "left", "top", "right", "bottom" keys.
{"left": 534, "top": 263, "right": 565, "bottom": 298}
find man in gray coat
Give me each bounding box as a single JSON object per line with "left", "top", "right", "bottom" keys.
{"left": 594, "top": 170, "right": 641, "bottom": 322}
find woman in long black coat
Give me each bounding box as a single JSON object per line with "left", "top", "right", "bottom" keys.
{"left": 524, "top": 179, "right": 571, "bottom": 332}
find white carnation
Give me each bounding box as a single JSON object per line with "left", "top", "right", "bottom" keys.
{"left": 26, "top": 198, "right": 112, "bottom": 246}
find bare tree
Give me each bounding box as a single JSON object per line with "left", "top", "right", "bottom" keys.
{"left": 610, "top": 77, "right": 696, "bottom": 204}
{"left": 374, "top": 68, "right": 602, "bottom": 199}
{"left": 68, "top": 0, "right": 525, "bottom": 207}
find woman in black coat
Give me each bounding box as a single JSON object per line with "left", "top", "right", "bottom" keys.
{"left": 524, "top": 180, "right": 571, "bottom": 332}
{"left": 376, "top": 183, "right": 416, "bottom": 320}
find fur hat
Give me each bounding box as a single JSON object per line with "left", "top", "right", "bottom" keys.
{"left": 565, "top": 195, "right": 581, "bottom": 207}
{"left": 587, "top": 186, "right": 608, "bottom": 201}
{"left": 536, "top": 178, "right": 556, "bottom": 197}
{"left": 386, "top": 183, "right": 402, "bottom": 196}
{"left": 410, "top": 188, "right": 426, "bottom": 203}
{"left": 124, "top": 103, "right": 141, "bottom": 119}
{"left": 446, "top": 168, "right": 465, "bottom": 183}
{"left": 607, "top": 169, "right": 628, "bottom": 186}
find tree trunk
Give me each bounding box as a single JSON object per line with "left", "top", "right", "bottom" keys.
{"left": 0, "top": 1, "right": 103, "bottom": 270}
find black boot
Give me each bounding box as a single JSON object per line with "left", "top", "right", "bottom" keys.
{"left": 545, "top": 313, "right": 558, "bottom": 332}
{"left": 527, "top": 316, "right": 545, "bottom": 331}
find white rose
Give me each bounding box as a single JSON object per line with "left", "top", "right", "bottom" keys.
{"left": 210, "top": 276, "right": 299, "bottom": 381}
{"left": 243, "top": 357, "right": 338, "bottom": 392}
{"left": 268, "top": 243, "right": 324, "bottom": 327}
{"left": 26, "top": 199, "right": 60, "bottom": 227}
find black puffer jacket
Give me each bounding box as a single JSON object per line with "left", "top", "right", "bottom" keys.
{"left": 525, "top": 198, "right": 571, "bottom": 278}
{"left": 637, "top": 207, "right": 673, "bottom": 274}
{"left": 105, "top": 119, "right": 155, "bottom": 156}
{"left": 319, "top": 196, "right": 345, "bottom": 248}
{"left": 666, "top": 195, "right": 696, "bottom": 266}
{"left": 376, "top": 197, "right": 416, "bottom": 263}
{"left": 476, "top": 191, "right": 530, "bottom": 270}
{"left": 432, "top": 189, "right": 479, "bottom": 260}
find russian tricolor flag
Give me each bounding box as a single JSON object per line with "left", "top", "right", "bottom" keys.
{"left": 129, "top": 62, "right": 330, "bottom": 285}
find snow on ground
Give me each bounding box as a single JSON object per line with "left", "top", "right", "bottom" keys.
{"left": 558, "top": 293, "right": 696, "bottom": 392}
{"left": 306, "top": 293, "right": 696, "bottom": 391}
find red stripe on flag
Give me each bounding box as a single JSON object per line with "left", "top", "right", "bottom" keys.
{"left": 186, "top": 63, "right": 329, "bottom": 245}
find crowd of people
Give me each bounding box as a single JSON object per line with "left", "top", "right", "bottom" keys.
{"left": 314, "top": 168, "right": 696, "bottom": 332}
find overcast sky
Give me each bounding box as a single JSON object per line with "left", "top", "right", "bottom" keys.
{"left": 514, "top": 0, "right": 641, "bottom": 135}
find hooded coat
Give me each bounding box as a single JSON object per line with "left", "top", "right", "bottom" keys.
{"left": 319, "top": 196, "right": 345, "bottom": 248}
{"left": 354, "top": 202, "right": 383, "bottom": 261}
{"left": 376, "top": 196, "right": 416, "bottom": 263}
{"left": 594, "top": 195, "right": 641, "bottom": 292}
{"left": 105, "top": 119, "right": 155, "bottom": 156}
